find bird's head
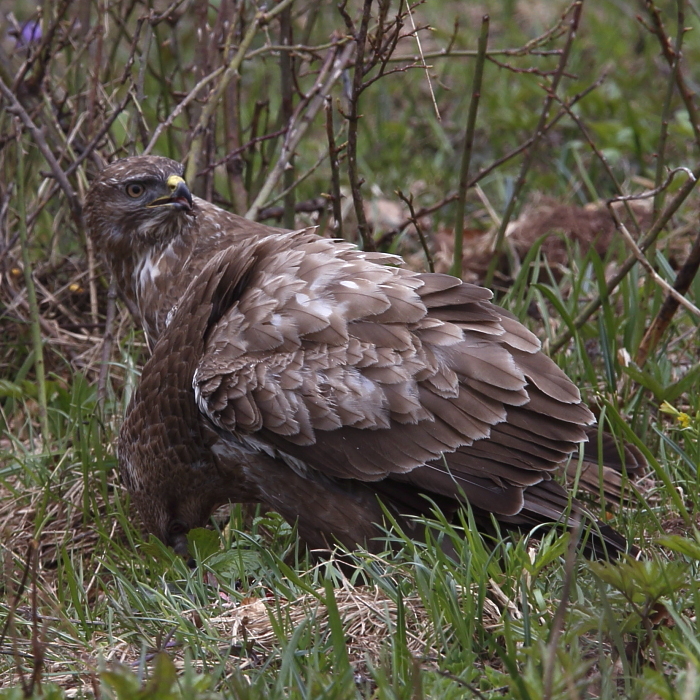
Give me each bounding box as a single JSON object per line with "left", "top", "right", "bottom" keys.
{"left": 119, "top": 435, "right": 230, "bottom": 559}
{"left": 84, "top": 156, "right": 195, "bottom": 260}
{"left": 125, "top": 471, "right": 222, "bottom": 559}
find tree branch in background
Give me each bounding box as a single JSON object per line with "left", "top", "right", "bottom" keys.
{"left": 484, "top": 0, "right": 584, "bottom": 287}
{"left": 143, "top": 67, "right": 224, "bottom": 156}
{"left": 65, "top": 90, "right": 133, "bottom": 176}
{"left": 397, "top": 189, "right": 434, "bottom": 272}
{"left": 611, "top": 212, "right": 700, "bottom": 322}
{"left": 325, "top": 98, "right": 344, "bottom": 239}
{"left": 185, "top": 0, "right": 297, "bottom": 187}
{"left": 549, "top": 166, "right": 700, "bottom": 354}
{"left": 279, "top": 2, "right": 296, "bottom": 229}
{"left": 246, "top": 41, "right": 354, "bottom": 221}
{"left": 635, "top": 228, "right": 700, "bottom": 367}
{"left": 0, "top": 76, "right": 82, "bottom": 222}
{"left": 343, "top": 0, "right": 375, "bottom": 250}
{"left": 381, "top": 76, "right": 604, "bottom": 247}
{"left": 451, "top": 15, "right": 489, "bottom": 279}
{"left": 644, "top": 0, "right": 700, "bottom": 150}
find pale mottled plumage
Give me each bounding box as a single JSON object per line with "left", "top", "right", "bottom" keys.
{"left": 85, "top": 156, "right": 642, "bottom": 557}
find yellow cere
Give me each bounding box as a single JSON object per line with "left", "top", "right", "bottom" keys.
{"left": 167, "top": 175, "right": 186, "bottom": 190}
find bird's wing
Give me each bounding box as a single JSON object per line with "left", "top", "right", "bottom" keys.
{"left": 193, "top": 231, "right": 594, "bottom": 516}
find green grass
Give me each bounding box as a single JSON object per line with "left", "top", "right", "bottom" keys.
{"left": 2, "top": 0, "right": 700, "bottom": 697}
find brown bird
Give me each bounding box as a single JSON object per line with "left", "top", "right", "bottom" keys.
{"left": 85, "top": 156, "right": 642, "bottom": 557}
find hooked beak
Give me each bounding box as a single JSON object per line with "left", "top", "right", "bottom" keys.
{"left": 148, "top": 175, "right": 193, "bottom": 211}
{"left": 170, "top": 531, "right": 191, "bottom": 558}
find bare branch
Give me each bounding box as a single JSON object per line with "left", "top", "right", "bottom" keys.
{"left": 485, "top": 0, "right": 584, "bottom": 286}
{"left": 610, "top": 207, "right": 700, "bottom": 321}
{"left": 345, "top": 0, "right": 375, "bottom": 250}
{"left": 451, "top": 15, "right": 489, "bottom": 278}
{"left": 0, "top": 75, "right": 82, "bottom": 222}
{"left": 549, "top": 166, "right": 700, "bottom": 353}
{"left": 246, "top": 41, "right": 354, "bottom": 221}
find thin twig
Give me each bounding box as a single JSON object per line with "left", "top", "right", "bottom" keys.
{"left": 11, "top": 0, "right": 72, "bottom": 93}
{"left": 97, "top": 279, "right": 118, "bottom": 409}
{"left": 326, "top": 98, "right": 344, "bottom": 239}
{"left": 388, "top": 0, "right": 578, "bottom": 63}
{"left": 610, "top": 208, "right": 700, "bottom": 321}
{"left": 381, "top": 77, "right": 604, "bottom": 244}
{"left": 185, "top": 0, "right": 297, "bottom": 185}
{"left": 262, "top": 145, "right": 338, "bottom": 210}
{"left": 64, "top": 89, "right": 133, "bottom": 177}
{"left": 451, "top": 15, "right": 489, "bottom": 278}
{"left": 16, "top": 132, "right": 50, "bottom": 445}
{"left": 0, "top": 76, "right": 82, "bottom": 222}
{"left": 197, "top": 128, "right": 288, "bottom": 177}
{"left": 244, "top": 37, "right": 353, "bottom": 61}
{"left": 144, "top": 71, "right": 225, "bottom": 156}
{"left": 407, "top": 2, "right": 439, "bottom": 121}
{"left": 344, "top": 0, "right": 375, "bottom": 251}
{"left": 652, "top": 2, "right": 685, "bottom": 218}
{"left": 246, "top": 42, "right": 354, "bottom": 221}
{"left": 636, "top": 227, "right": 700, "bottom": 366}
{"left": 279, "top": 2, "right": 296, "bottom": 230}
{"left": 388, "top": 48, "right": 563, "bottom": 61}
{"left": 28, "top": 541, "right": 43, "bottom": 695}
{"left": 432, "top": 669, "right": 490, "bottom": 699}
{"left": 549, "top": 165, "right": 700, "bottom": 353}
{"left": 644, "top": 1, "right": 700, "bottom": 149}
{"left": 542, "top": 522, "right": 582, "bottom": 700}
{"left": 257, "top": 196, "right": 328, "bottom": 222}
{"left": 397, "top": 189, "right": 434, "bottom": 272}
{"left": 549, "top": 82, "right": 642, "bottom": 235}
{"left": 85, "top": 222, "right": 99, "bottom": 327}
{"left": 0, "top": 541, "right": 37, "bottom": 653}
{"left": 484, "top": 0, "right": 584, "bottom": 287}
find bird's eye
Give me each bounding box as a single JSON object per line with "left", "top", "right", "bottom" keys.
{"left": 125, "top": 183, "right": 145, "bottom": 198}
{"left": 169, "top": 520, "right": 188, "bottom": 537}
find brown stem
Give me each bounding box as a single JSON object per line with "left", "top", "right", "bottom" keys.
{"left": 451, "top": 15, "right": 489, "bottom": 279}
{"left": 279, "top": 3, "right": 296, "bottom": 230}
{"left": 636, "top": 228, "right": 700, "bottom": 366}
{"left": 484, "top": 0, "right": 584, "bottom": 287}
{"left": 397, "top": 189, "right": 434, "bottom": 272}
{"left": 246, "top": 42, "right": 354, "bottom": 220}
{"left": 0, "top": 76, "right": 82, "bottom": 223}
{"left": 549, "top": 166, "right": 700, "bottom": 353}
{"left": 97, "top": 279, "right": 118, "bottom": 409}
{"left": 644, "top": 1, "right": 700, "bottom": 149}
{"left": 345, "top": 0, "right": 375, "bottom": 251}
{"left": 325, "top": 98, "right": 344, "bottom": 239}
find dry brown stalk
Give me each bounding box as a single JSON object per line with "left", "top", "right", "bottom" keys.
{"left": 484, "top": 0, "right": 585, "bottom": 287}
{"left": 636, "top": 229, "right": 700, "bottom": 366}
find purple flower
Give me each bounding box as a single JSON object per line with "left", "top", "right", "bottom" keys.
{"left": 10, "top": 19, "right": 42, "bottom": 48}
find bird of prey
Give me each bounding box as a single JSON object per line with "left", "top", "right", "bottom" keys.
{"left": 85, "top": 156, "right": 642, "bottom": 557}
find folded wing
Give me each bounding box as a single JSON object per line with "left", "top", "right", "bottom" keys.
{"left": 191, "top": 231, "right": 595, "bottom": 520}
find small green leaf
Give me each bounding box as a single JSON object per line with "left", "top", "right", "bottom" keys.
{"left": 657, "top": 534, "right": 700, "bottom": 561}
{"left": 187, "top": 528, "right": 221, "bottom": 561}
{"left": 0, "top": 379, "right": 24, "bottom": 399}
{"left": 589, "top": 558, "right": 687, "bottom": 604}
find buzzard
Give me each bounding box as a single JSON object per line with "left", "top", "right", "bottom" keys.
{"left": 85, "top": 156, "right": 642, "bottom": 557}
